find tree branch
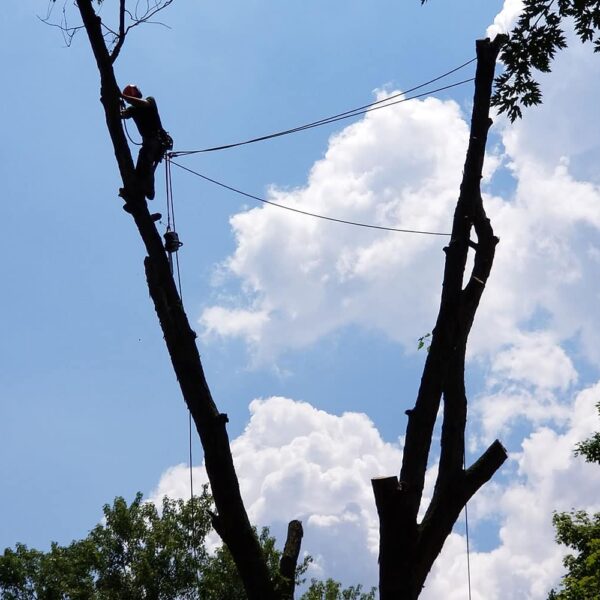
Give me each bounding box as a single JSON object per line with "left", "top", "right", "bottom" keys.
{"left": 377, "top": 37, "right": 507, "bottom": 599}
{"left": 74, "top": 2, "right": 278, "bottom": 598}
{"left": 42, "top": 0, "right": 174, "bottom": 56}
{"left": 109, "top": 0, "right": 127, "bottom": 63}
{"left": 279, "top": 520, "right": 304, "bottom": 600}
{"left": 416, "top": 441, "right": 506, "bottom": 591}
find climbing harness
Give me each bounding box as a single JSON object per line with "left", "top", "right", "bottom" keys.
{"left": 164, "top": 229, "right": 183, "bottom": 253}
{"left": 158, "top": 130, "right": 174, "bottom": 154}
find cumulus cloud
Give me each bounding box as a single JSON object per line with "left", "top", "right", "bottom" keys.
{"left": 486, "top": 0, "right": 523, "bottom": 38}
{"left": 490, "top": 333, "right": 577, "bottom": 391}
{"left": 151, "top": 385, "right": 600, "bottom": 599}
{"left": 200, "top": 92, "right": 470, "bottom": 362}
{"left": 199, "top": 37, "right": 600, "bottom": 381}
{"left": 152, "top": 396, "right": 403, "bottom": 588}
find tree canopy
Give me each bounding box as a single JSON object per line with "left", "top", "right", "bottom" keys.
{"left": 0, "top": 490, "right": 374, "bottom": 600}
{"left": 548, "top": 403, "right": 600, "bottom": 599}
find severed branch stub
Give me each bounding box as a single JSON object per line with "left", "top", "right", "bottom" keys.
{"left": 278, "top": 520, "right": 304, "bottom": 600}
{"left": 374, "top": 36, "right": 508, "bottom": 600}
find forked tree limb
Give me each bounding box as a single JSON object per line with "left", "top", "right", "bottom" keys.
{"left": 375, "top": 36, "right": 508, "bottom": 599}
{"left": 75, "top": 1, "right": 279, "bottom": 598}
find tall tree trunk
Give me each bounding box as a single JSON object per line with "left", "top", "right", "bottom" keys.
{"left": 74, "top": 2, "right": 285, "bottom": 598}
{"left": 373, "top": 36, "right": 508, "bottom": 600}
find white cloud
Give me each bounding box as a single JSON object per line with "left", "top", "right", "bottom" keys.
{"left": 199, "top": 36, "right": 600, "bottom": 382}
{"left": 486, "top": 0, "right": 523, "bottom": 39}
{"left": 490, "top": 333, "right": 577, "bottom": 391}
{"left": 200, "top": 92, "right": 470, "bottom": 362}
{"left": 151, "top": 384, "right": 600, "bottom": 599}
{"left": 201, "top": 306, "right": 269, "bottom": 342}
{"left": 152, "top": 396, "right": 403, "bottom": 588}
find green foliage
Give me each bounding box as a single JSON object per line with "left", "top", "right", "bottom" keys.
{"left": 0, "top": 489, "right": 365, "bottom": 599}
{"left": 421, "top": 0, "right": 600, "bottom": 120}
{"left": 548, "top": 403, "right": 600, "bottom": 599}
{"left": 548, "top": 511, "right": 600, "bottom": 599}
{"left": 1, "top": 490, "right": 213, "bottom": 600}
{"left": 575, "top": 403, "right": 600, "bottom": 465}
{"left": 417, "top": 332, "right": 431, "bottom": 352}
{"left": 200, "top": 526, "right": 311, "bottom": 600}
{"left": 490, "top": 0, "right": 600, "bottom": 121}
{"left": 300, "top": 578, "right": 376, "bottom": 600}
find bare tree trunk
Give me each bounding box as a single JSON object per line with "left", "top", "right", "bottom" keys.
{"left": 373, "top": 36, "right": 508, "bottom": 600}
{"left": 73, "top": 2, "right": 290, "bottom": 598}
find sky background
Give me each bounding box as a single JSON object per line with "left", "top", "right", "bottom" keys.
{"left": 2, "top": 1, "right": 600, "bottom": 598}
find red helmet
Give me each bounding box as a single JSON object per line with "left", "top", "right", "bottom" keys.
{"left": 122, "top": 84, "right": 142, "bottom": 98}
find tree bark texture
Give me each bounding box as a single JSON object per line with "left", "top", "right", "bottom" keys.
{"left": 374, "top": 37, "right": 508, "bottom": 600}
{"left": 279, "top": 520, "right": 304, "bottom": 600}
{"left": 74, "top": 2, "right": 279, "bottom": 598}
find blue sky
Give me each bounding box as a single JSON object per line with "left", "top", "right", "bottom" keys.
{"left": 3, "top": 2, "right": 600, "bottom": 598}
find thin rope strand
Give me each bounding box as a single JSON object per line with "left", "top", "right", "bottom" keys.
{"left": 171, "top": 77, "right": 474, "bottom": 156}
{"left": 123, "top": 117, "right": 142, "bottom": 146}
{"left": 464, "top": 433, "right": 473, "bottom": 600}
{"left": 465, "top": 499, "right": 472, "bottom": 600}
{"left": 165, "top": 157, "right": 172, "bottom": 229}
{"left": 170, "top": 160, "right": 451, "bottom": 236}
{"left": 189, "top": 410, "right": 194, "bottom": 501}
{"left": 174, "top": 251, "right": 184, "bottom": 302}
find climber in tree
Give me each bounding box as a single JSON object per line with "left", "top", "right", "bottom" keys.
{"left": 121, "top": 84, "right": 172, "bottom": 200}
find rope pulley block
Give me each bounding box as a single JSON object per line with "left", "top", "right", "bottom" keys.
{"left": 164, "top": 229, "right": 183, "bottom": 253}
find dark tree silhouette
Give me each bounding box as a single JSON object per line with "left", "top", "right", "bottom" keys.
{"left": 71, "top": 2, "right": 294, "bottom": 598}
{"left": 372, "top": 37, "right": 507, "bottom": 599}
{"left": 59, "top": 2, "right": 507, "bottom": 598}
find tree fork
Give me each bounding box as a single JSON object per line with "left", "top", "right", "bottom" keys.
{"left": 374, "top": 36, "right": 508, "bottom": 600}
{"left": 75, "top": 1, "right": 282, "bottom": 598}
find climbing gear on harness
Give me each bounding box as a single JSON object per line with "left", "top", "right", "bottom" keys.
{"left": 158, "top": 130, "right": 174, "bottom": 158}
{"left": 164, "top": 229, "right": 183, "bottom": 253}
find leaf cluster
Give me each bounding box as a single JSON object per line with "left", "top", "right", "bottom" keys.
{"left": 575, "top": 403, "right": 600, "bottom": 465}
{"left": 0, "top": 489, "right": 213, "bottom": 600}
{"left": 491, "top": 0, "right": 600, "bottom": 121}
{"left": 0, "top": 489, "right": 368, "bottom": 599}
{"left": 548, "top": 511, "right": 600, "bottom": 599}
{"left": 300, "top": 578, "right": 376, "bottom": 600}
{"left": 548, "top": 403, "right": 600, "bottom": 599}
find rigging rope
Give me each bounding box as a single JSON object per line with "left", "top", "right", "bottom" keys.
{"left": 163, "top": 156, "right": 198, "bottom": 581}
{"left": 465, "top": 499, "right": 472, "bottom": 600}
{"left": 171, "top": 74, "right": 475, "bottom": 157}
{"left": 170, "top": 160, "right": 451, "bottom": 236}
{"left": 464, "top": 442, "right": 473, "bottom": 600}
{"left": 123, "top": 117, "right": 142, "bottom": 146}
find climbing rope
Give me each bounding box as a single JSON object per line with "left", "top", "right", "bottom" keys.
{"left": 123, "top": 115, "right": 142, "bottom": 147}
{"left": 464, "top": 444, "right": 473, "bottom": 600}
{"left": 164, "top": 156, "right": 184, "bottom": 290}
{"left": 170, "top": 59, "right": 476, "bottom": 156}
{"left": 162, "top": 155, "right": 200, "bottom": 580}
